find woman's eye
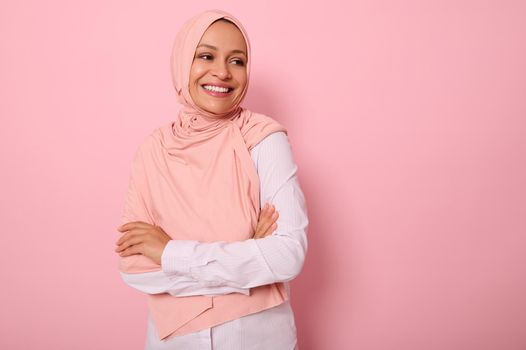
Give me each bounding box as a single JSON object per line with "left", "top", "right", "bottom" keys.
{"left": 197, "top": 54, "right": 244, "bottom": 66}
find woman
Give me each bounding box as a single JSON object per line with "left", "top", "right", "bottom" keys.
{"left": 114, "top": 9, "right": 308, "bottom": 349}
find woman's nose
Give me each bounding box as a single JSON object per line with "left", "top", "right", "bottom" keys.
{"left": 211, "top": 61, "right": 231, "bottom": 80}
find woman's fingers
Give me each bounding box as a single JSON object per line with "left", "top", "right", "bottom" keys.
{"left": 118, "top": 243, "right": 144, "bottom": 257}
{"left": 117, "top": 221, "right": 152, "bottom": 233}
{"left": 254, "top": 203, "right": 279, "bottom": 239}
{"left": 115, "top": 225, "right": 151, "bottom": 251}
{"left": 116, "top": 230, "right": 137, "bottom": 246}
{"left": 262, "top": 222, "right": 278, "bottom": 238}
{"left": 263, "top": 212, "right": 279, "bottom": 237}
{"left": 116, "top": 226, "right": 151, "bottom": 244}
{"left": 115, "top": 234, "right": 145, "bottom": 253}
{"left": 254, "top": 204, "right": 274, "bottom": 238}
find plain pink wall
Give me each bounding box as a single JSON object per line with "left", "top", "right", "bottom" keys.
{"left": 1, "top": 1, "right": 525, "bottom": 349}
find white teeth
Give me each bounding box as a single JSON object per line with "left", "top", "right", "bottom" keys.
{"left": 203, "top": 85, "right": 230, "bottom": 93}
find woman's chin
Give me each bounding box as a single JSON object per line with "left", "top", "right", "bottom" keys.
{"left": 201, "top": 103, "right": 234, "bottom": 115}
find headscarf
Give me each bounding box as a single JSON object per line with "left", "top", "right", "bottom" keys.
{"left": 170, "top": 9, "right": 251, "bottom": 120}
{"left": 118, "top": 9, "right": 289, "bottom": 340}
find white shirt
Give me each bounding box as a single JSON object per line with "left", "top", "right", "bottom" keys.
{"left": 120, "top": 131, "right": 309, "bottom": 350}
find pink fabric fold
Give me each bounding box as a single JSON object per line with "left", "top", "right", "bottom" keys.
{"left": 118, "top": 9, "right": 289, "bottom": 340}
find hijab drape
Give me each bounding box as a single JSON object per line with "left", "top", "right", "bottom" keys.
{"left": 118, "top": 9, "right": 289, "bottom": 340}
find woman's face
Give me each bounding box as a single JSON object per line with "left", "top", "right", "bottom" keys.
{"left": 189, "top": 20, "right": 248, "bottom": 115}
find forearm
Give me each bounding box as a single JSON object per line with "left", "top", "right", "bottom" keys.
{"left": 119, "top": 267, "right": 250, "bottom": 296}
{"left": 118, "top": 248, "right": 250, "bottom": 296}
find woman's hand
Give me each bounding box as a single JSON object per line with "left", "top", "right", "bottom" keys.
{"left": 253, "top": 203, "right": 279, "bottom": 239}
{"left": 115, "top": 222, "right": 172, "bottom": 265}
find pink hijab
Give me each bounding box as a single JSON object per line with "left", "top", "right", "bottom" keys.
{"left": 118, "top": 9, "right": 289, "bottom": 340}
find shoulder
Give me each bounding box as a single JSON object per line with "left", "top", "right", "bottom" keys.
{"left": 253, "top": 130, "right": 289, "bottom": 150}
{"left": 251, "top": 131, "right": 296, "bottom": 171}
{"left": 238, "top": 109, "right": 288, "bottom": 150}
{"left": 141, "top": 121, "right": 173, "bottom": 150}
{"left": 131, "top": 123, "right": 169, "bottom": 163}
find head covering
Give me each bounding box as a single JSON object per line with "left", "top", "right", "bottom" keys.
{"left": 170, "top": 9, "right": 251, "bottom": 120}
{"left": 118, "top": 9, "right": 289, "bottom": 340}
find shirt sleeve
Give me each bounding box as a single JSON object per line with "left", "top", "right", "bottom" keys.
{"left": 119, "top": 269, "right": 250, "bottom": 297}
{"left": 161, "top": 131, "right": 309, "bottom": 290}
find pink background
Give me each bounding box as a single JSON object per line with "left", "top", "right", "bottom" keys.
{"left": 1, "top": 1, "right": 525, "bottom": 349}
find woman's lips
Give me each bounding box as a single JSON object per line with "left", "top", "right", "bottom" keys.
{"left": 200, "top": 85, "right": 234, "bottom": 98}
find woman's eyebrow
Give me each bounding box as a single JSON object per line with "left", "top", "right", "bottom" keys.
{"left": 197, "top": 44, "right": 247, "bottom": 56}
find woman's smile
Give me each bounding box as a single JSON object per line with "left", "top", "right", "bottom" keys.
{"left": 200, "top": 83, "right": 235, "bottom": 97}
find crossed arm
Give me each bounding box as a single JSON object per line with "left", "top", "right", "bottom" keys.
{"left": 117, "top": 131, "right": 309, "bottom": 297}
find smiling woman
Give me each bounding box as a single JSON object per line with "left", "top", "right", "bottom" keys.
{"left": 189, "top": 19, "right": 248, "bottom": 114}
{"left": 115, "top": 9, "right": 308, "bottom": 350}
